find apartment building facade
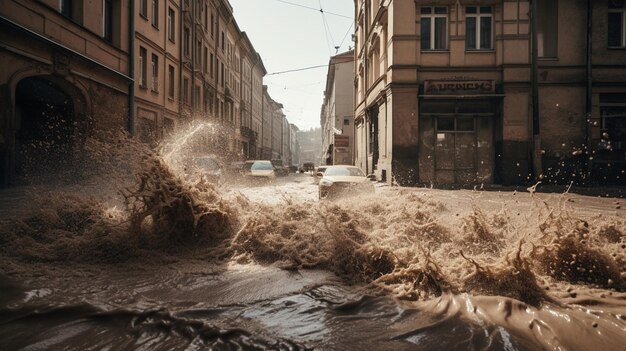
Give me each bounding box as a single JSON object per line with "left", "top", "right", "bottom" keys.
{"left": 0, "top": 0, "right": 131, "bottom": 186}
{"left": 321, "top": 50, "right": 355, "bottom": 166}
{"left": 354, "top": 0, "right": 626, "bottom": 186}
{"left": 0, "top": 0, "right": 300, "bottom": 188}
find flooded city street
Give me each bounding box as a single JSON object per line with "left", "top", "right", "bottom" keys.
{"left": 0, "top": 138, "right": 624, "bottom": 350}
{"left": 2, "top": 0, "right": 626, "bottom": 348}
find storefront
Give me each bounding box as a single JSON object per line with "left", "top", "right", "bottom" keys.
{"left": 418, "top": 80, "right": 500, "bottom": 184}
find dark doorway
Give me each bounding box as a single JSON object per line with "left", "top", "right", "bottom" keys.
{"left": 14, "top": 77, "right": 77, "bottom": 184}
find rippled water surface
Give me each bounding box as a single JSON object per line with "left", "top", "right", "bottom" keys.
{"left": 1, "top": 126, "right": 624, "bottom": 350}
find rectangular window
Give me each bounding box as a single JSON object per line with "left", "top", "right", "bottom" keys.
{"left": 221, "top": 31, "right": 225, "bottom": 51}
{"left": 151, "top": 0, "right": 158, "bottom": 28}
{"left": 103, "top": 0, "right": 113, "bottom": 43}
{"left": 139, "top": 47, "right": 147, "bottom": 88}
{"left": 183, "top": 77, "right": 189, "bottom": 105}
{"left": 151, "top": 54, "right": 158, "bottom": 91}
{"left": 537, "top": 0, "right": 558, "bottom": 58}
{"left": 211, "top": 14, "right": 214, "bottom": 37}
{"left": 609, "top": 2, "right": 626, "bottom": 48}
{"left": 139, "top": 0, "right": 148, "bottom": 18}
{"left": 220, "top": 62, "right": 224, "bottom": 87}
{"left": 466, "top": 6, "right": 492, "bottom": 50}
{"left": 196, "top": 39, "right": 202, "bottom": 63}
{"left": 344, "top": 118, "right": 350, "bottom": 126}
{"left": 210, "top": 53, "right": 214, "bottom": 78}
{"left": 61, "top": 0, "right": 73, "bottom": 17}
{"left": 203, "top": 46, "right": 208, "bottom": 73}
{"left": 168, "top": 65, "right": 174, "bottom": 99}
{"left": 167, "top": 8, "right": 175, "bottom": 42}
{"left": 184, "top": 27, "right": 190, "bottom": 57}
{"left": 600, "top": 94, "right": 626, "bottom": 151}
{"left": 421, "top": 7, "right": 448, "bottom": 50}
{"left": 195, "top": 86, "right": 201, "bottom": 109}
{"left": 204, "top": 3, "right": 208, "bottom": 30}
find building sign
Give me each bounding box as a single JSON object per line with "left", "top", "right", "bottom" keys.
{"left": 334, "top": 135, "right": 350, "bottom": 147}
{"left": 424, "top": 80, "right": 495, "bottom": 95}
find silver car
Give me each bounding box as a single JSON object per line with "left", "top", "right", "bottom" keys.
{"left": 318, "top": 165, "right": 374, "bottom": 199}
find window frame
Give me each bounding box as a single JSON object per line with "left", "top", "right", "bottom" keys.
{"left": 139, "top": 0, "right": 148, "bottom": 19}
{"left": 167, "top": 7, "right": 175, "bottom": 43}
{"left": 608, "top": 6, "right": 626, "bottom": 48}
{"left": 103, "top": 0, "right": 113, "bottom": 43}
{"left": 465, "top": 6, "right": 493, "bottom": 51}
{"left": 420, "top": 6, "right": 449, "bottom": 51}
{"left": 151, "top": 53, "right": 159, "bottom": 92}
{"left": 168, "top": 65, "right": 175, "bottom": 99}
{"left": 151, "top": 0, "right": 159, "bottom": 28}
{"left": 139, "top": 46, "right": 147, "bottom": 88}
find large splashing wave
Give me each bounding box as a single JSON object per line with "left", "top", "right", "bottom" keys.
{"left": 1, "top": 123, "right": 625, "bottom": 350}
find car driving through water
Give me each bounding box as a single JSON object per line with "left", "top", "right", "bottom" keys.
{"left": 244, "top": 160, "right": 276, "bottom": 182}
{"left": 318, "top": 165, "right": 374, "bottom": 199}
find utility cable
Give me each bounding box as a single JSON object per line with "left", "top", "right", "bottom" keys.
{"left": 273, "top": 0, "right": 352, "bottom": 20}
{"left": 266, "top": 64, "right": 328, "bottom": 76}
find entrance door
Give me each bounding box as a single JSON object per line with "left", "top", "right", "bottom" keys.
{"left": 435, "top": 116, "right": 478, "bottom": 183}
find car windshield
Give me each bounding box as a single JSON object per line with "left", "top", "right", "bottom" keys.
{"left": 251, "top": 161, "right": 273, "bottom": 170}
{"left": 194, "top": 158, "right": 220, "bottom": 171}
{"left": 325, "top": 167, "right": 365, "bottom": 177}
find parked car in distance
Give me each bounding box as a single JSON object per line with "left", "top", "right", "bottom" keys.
{"left": 190, "top": 155, "right": 223, "bottom": 184}
{"left": 318, "top": 165, "right": 375, "bottom": 199}
{"left": 244, "top": 160, "right": 276, "bottom": 181}
{"left": 301, "top": 162, "right": 315, "bottom": 173}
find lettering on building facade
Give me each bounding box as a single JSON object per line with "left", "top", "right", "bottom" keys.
{"left": 424, "top": 80, "right": 495, "bottom": 95}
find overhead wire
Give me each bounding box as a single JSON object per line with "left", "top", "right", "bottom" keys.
{"left": 318, "top": 0, "right": 334, "bottom": 55}
{"left": 272, "top": 0, "right": 352, "bottom": 20}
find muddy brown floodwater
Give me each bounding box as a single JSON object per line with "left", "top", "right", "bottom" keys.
{"left": 0, "top": 126, "right": 625, "bottom": 350}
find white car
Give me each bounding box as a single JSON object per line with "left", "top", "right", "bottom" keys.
{"left": 318, "top": 165, "right": 375, "bottom": 199}
{"left": 244, "top": 160, "right": 276, "bottom": 181}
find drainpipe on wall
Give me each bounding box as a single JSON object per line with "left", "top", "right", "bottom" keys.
{"left": 585, "top": 0, "right": 593, "bottom": 180}
{"left": 363, "top": 0, "right": 369, "bottom": 174}
{"left": 128, "top": 0, "right": 135, "bottom": 135}
{"left": 530, "top": 0, "right": 541, "bottom": 181}
{"left": 191, "top": 0, "right": 196, "bottom": 112}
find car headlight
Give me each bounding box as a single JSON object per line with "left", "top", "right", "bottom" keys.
{"left": 319, "top": 179, "right": 333, "bottom": 187}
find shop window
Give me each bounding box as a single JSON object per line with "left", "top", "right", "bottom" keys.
{"left": 600, "top": 94, "right": 626, "bottom": 150}
{"left": 466, "top": 6, "right": 492, "bottom": 50}
{"left": 536, "top": 0, "right": 558, "bottom": 58}
{"left": 457, "top": 117, "right": 475, "bottom": 131}
{"left": 437, "top": 117, "right": 475, "bottom": 132}
{"left": 609, "top": 1, "right": 626, "bottom": 48}
{"left": 421, "top": 7, "right": 448, "bottom": 50}
{"left": 437, "top": 117, "right": 455, "bottom": 131}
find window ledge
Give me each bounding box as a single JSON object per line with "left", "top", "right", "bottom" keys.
{"left": 465, "top": 49, "right": 495, "bottom": 53}
{"left": 421, "top": 50, "right": 449, "bottom": 53}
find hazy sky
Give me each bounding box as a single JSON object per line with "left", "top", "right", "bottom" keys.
{"left": 229, "top": 0, "right": 355, "bottom": 131}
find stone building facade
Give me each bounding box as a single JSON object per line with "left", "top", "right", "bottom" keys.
{"left": 321, "top": 50, "right": 355, "bottom": 166}
{"left": 0, "top": 0, "right": 131, "bottom": 186}
{"left": 354, "top": 0, "right": 626, "bottom": 186}
{"left": 0, "top": 0, "right": 298, "bottom": 187}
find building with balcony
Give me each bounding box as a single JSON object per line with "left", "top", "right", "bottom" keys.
{"left": 354, "top": 0, "right": 626, "bottom": 186}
